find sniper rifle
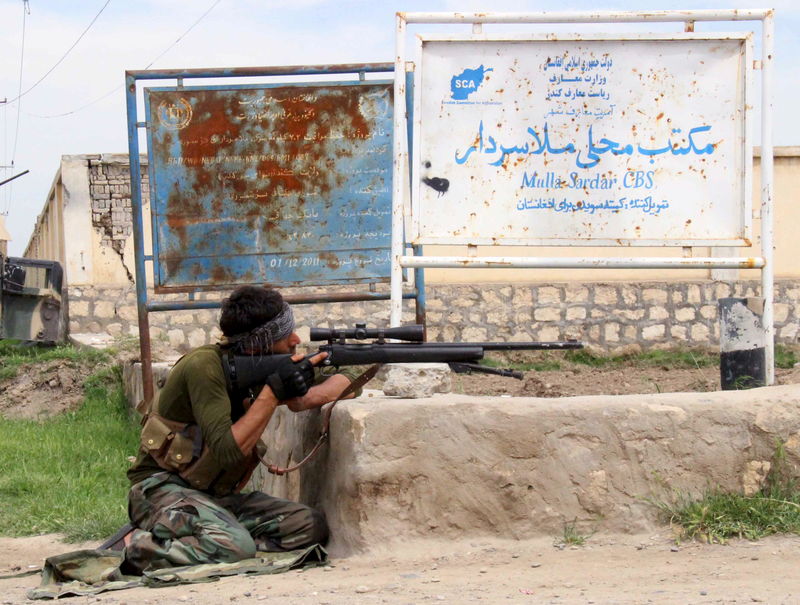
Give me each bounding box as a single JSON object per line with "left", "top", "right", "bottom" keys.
{"left": 222, "top": 324, "right": 583, "bottom": 395}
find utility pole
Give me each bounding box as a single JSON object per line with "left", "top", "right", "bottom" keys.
{"left": 0, "top": 95, "right": 25, "bottom": 188}
{"left": 0, "top": 98, "right": 13, "bottom": 219}
{"left": 1, "top": 97, "right": 11, "bottom": 175}
{"left": 0, "top": 98, "right": 7, "bottom": 172}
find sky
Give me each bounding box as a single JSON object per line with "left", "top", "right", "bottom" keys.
{"left": 0, "top": 0, "right": 797, "bottom": 256}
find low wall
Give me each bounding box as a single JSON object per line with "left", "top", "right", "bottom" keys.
{"left": 68, "top": 279, "right": 800, "bottom": 354}
{"left": 256, "top": 385, "right": 800, "bottom": 555}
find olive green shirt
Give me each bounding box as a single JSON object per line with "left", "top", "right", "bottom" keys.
{"left": 127, "top": 345, "right": 242, "bottom": 486}
{"left": 128, "top": 345, "right": 362, "bottom": 486}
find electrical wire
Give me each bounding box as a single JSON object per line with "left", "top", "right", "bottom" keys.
{"left": 26, "top": 0, "right": 224, "bottom": 120}
{"left": 11, "top": 0, "right": 29, "bottom": 168}
{"left": 5, "top": 0, "right": 30, "bottom": 217}
{"left": 2, "top": 102, "right": 9, "bottom": 215}
{"left": 141, "top": 0, "right": 223, "bottom": 71}
{"left": 6, "top": 0, "right": 112, "bottom": 106}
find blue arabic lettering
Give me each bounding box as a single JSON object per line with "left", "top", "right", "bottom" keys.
{"left": 455, "top": 122, "right": 716, "bottom": 169}
{"left": 454, "top": 120, "right": 484, "bottom": 165}
{"left": 638, "top": 126, "right": 716, "bottom": 163}
{"left": 544, "top": 54, "right": 613, "bottom": 73}
{"left": 543, "top": 57, "right": 564, "bottom": 71}
{"left": 516, "top": 195, "right": 670, "bottom": 215}
{"left": 687, "top": 125, "right": 715, "bottom": 154}
{"left": 528, "top": 124, "right": 576, "bottom": 155}
{"left": 575, "top": 126, "right": 634, "bottom": 168}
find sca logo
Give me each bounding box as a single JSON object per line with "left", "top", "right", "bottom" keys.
{"left": 450, "top": 65, "right": 493, "bottom": 101}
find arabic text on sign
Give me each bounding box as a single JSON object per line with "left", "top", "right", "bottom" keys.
{"left": 454, "top": 121, "right": 717, "bottom": 169}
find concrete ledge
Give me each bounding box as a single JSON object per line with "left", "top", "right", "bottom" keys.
{"left": 69, "top": 332, "right": 116, "bottom": 349}
{"left": 122, "top": 361, "right": 175, "bottom": 409}
{"left": 256, "top": 385, "right": 800, "bottom": 555}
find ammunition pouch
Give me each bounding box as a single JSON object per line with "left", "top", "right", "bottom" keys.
{"left": 140, "top": 413, "right": 199, "bottom": 473}
{"left": 139, "top": 412, "right": 266, "bottom": 497}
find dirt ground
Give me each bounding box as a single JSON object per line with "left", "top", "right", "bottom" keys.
{"left": 404, "top": 358, "right": 800, "bottom": 399}
{"left": 2, "top": 355, "right": 800, "bottom": 603}
{"left": 0, "top": 360, "right": 91, "bottom": 420}
{"left": 2, "top": 531, "right": 800, "bottom": 604}
{"left": 3, "top": 351, "right": 800, "bottom": 420}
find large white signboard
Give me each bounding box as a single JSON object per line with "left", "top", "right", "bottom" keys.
{"left": 412, "top": 34, "right": 751, "bottom": 246}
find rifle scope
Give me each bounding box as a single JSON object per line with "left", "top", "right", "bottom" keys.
{"left": 310, "top": 324, "right": 424, "bottom": 342}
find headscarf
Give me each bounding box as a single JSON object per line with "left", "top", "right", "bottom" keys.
{"left": 222, "top": 302, "right": 295, "bottom": 353}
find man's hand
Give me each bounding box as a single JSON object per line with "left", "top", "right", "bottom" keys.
{"left": 264, "top": 352, "right": 327, "bottom": 401}
{"left": 236, "top": 352, "right": 328, "bottom": 457}
{"left": 282, "top": 373, "right": 355, "bottom": 412}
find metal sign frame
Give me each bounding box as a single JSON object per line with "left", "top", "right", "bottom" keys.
{"left": 143, "top": 79, "right": 395, "bottom": 292}
{"left": 392, "top": 10, "right": 776, "bottom": 381}
{"left": 126, "top": 63, "right": 418, "bottom": 402}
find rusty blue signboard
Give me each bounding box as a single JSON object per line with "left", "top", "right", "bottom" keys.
{"left": 145, "top": 81, "right": 393, "bottom": 291}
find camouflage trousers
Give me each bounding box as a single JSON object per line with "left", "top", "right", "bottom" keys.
{"left": 123, "top": 472, "right": 328, "bottom": 574}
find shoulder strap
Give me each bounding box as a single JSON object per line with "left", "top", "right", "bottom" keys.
{"left": 263, "top": 363, "right": 382, "bottom": 476}
{"left": 135, "top": 392, "right": 157, "bottom": 423}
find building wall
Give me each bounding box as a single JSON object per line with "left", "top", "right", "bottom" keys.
{"left": 65, "top": 279, "right": 800, "bottom": 354}
{"left": 0, "top": 215, "right": 11, "bottom": 256}
{"left": 24, "top": 154, "right": 151, "bottom": 287}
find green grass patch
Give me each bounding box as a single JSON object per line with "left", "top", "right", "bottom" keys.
{"left": 659, "top": 491, "right": 800, "bottom": 543}
{"left": 654, "top": 442, "right": 800, "bottom": 543}
{"left": 565, "top": 348, "right": 719, "bottom": 369}
{"left": 563, "top": 345, "right": 799, "bottom": 371}
{"left": 0, "top": 365, "right": 140, "bottom": 542}
{"left": 482, "top": 347, "right": 721, "bottom": 373}
{"left": 775, "top": 345, "right": 799, "bottom": 369}
{"left": 553, "top": 518, "right": 594, "bottom": 548}
{"left": 0, "top": 340, "right": 111, "bottom": 381}
{"left": 482, "top": 355, "right": 562, "bottom": 372}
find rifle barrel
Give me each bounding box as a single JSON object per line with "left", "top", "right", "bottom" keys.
{"left": 321, "top": 341, "right": 582, "bottom": 366}
{"left": 323, "top": 343, "right": 485, "bottom": 366}
{"left": 428, "top": 341, "right": 584, "bottom": 351}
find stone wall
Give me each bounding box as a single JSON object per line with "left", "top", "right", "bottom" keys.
{"left": 88, "top": 157, "right": 145, "bottom": 253}
{"left": 88, "top": 155, "right": 148, "bottom": 284}
{"left": 66, "top": 279, "right": 800, "bottom": 354}
{"left": 258, "top": 385, "right": 800, "bottom": 555}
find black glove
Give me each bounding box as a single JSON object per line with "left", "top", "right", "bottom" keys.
{"left": 266, "top": 357, "right": 315, "bottom": 400}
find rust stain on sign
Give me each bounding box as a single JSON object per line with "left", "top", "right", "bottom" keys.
{"left": 147, "top": 82, "right": 394, "bottom": 291}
